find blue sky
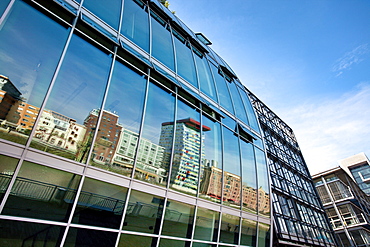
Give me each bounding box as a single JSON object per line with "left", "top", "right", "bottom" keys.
{"left": 169, "top": 0, "right": 370, "bottom": 174}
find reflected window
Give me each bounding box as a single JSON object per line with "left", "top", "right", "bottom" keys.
{"left": 83, "top": 0, "right": 121, "bottom": 29}
{"left": 0, "top": 1, "right": 69, "bottom": 145}
{"left": 219, "top": 213, "right": 240, "bottom": 244}
{"left": 161, "top": 199, "right": 195, "bottom": 238}
{"left": 64, "top": 227, "right": 117, "bottom": 247}
{"left": 0, "top": 155, "right": 19, "bottom": 201}
{"left": 2, "top": 161, "right": 81, "bottom": 222}
{"left": 240, "top": 218, "right": 257, "bottom": 246}
{"left": 255, "top": 148, "right": 270, "bottom": 217}
{"left": 118, "top": 234, "right": 157, "bottom": 247}
{"left": 72, "top": 178, "right": 128, "bottom": 229}
{"left": 121, "top": 0, "right": 149, "bottom": 52}
{"left": 123, "top": 190, "right": 164, "bottom": 234}
{"left": 193, "top": 207, "right": 219, "bottom": 241}
{"left": 240, "top": 140, "right": 257, "bottom": 213}
{"left": 258, "top": 223, "right": 270, "bottom": 247}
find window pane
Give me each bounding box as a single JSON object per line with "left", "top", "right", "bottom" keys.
{"left": 118, "top": 234, "right": 157, "bottom": 247}
{"left": 170, "top": 99, "right": 201, "bottom": 195}
{"left": 161, "top": 199, "right": 195, "bottom": 238}
{"left": 219, "top": 213, "right": 240, "bottom": 244}
{"left": 0, "top": 155, "right": 19, "bottom": 201}
{"left": 0, "top": 0, "right": 10, "bottom": 16}
{"left": 121, "top": 0, "right": 149, "bottom": 52}
{"left": 210, "top": 64, "right": 233, "bottom": 114}
{"left": 240, "top": 140, "right": 257, "bottom": 213}
{"left": 222, "top": 127, "right": 241, "bottom": 208}
{"left": 257, "top": 223, "right": 270, "bottom": 247}
{"left": 199, "top": 114, "right": 222, "bottom": 203}
{"left": 72, "top": 177, "right": 128, "bottom": 229}
{"left": 229, "top": 82, "right": 249, "bottom": 124}
{"left": 123, "top": 190, "right": 164, "bottom": 234}
{"left": 238, "top": 88, "right": 260, "bottom": 133}
{"left": 240, "top": 218, "right": 257, "bottom": 246}
{"left": 195, "top": 55, "right": 217, "bottom": 102}
{"left": 159, "top": 238, "right": 188, "bottom": 247}
{"left": 31, "top": 34, "right": 112, "bottom": 162}
{"left": 0, "top": 219, "right": 64, "bottom": 246}
{"left": 151, "top": 13, "right": 175, "bottom": 71}
{"left": 255, "top": 148, "right": 270, "bottom": 217}
{"left": 173, "top": 36, "right": 197, "bottom": 87}
{"left": 136, "top": 82, "right": 174, "bottom": 186}
{"left": 64, "top": 227, "right": 117, "bottom": 247}
{"left": 3, "top": 161, "right": 81, "bottom": 222}
{"left": 193, "top": 207, "right": 219, "bottom": 241}
{"left": 90, "top": 60, "right": 147, "bottom": 176}
{"left": 0, "top": 1, "right": 68, "bottom": 144}
{"left": 83, "top": 0, "right": 121, "bottom": 30}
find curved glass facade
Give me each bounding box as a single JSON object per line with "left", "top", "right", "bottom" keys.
{"left": 0, "top": 0, "right": 270, "bottom": 246}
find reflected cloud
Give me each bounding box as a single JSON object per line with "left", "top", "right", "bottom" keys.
{"left": 332, "top": 44, "right": 369, "bottom": 77}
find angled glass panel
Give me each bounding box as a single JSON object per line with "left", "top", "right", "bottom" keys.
{"left": 64, "top": 227, "right": 117, "bottom": 247}
{"left": 123, "top": 190, "right": 164, "bottom": 234}
{"left": 195, "top": 54, "right": 217, "bottom": 102}
{"left": 2, "top": 161, "right": 81, "bottom": 222}
{"left": 222, "top": 127, "right": 241, "bottom": 208}
{"left": 257, "top": 223, "right": 270, "bottom": 247}
{"left": 209, "top": 64, "right": 233, "bottom": 114}
{"left": 90, "top": 60, "right": 147, "bottom": 176}
{"left": 118, "top": 234, "right": 157, "bottom": 247}
{"left": 0, "top": 155, "right": 19, "bottom": 201}
{"left": 173, "top": 35, "right": 197, "bottom": 87}
{"left": 240, "top": 140, "right": 257, "bottom": 213}
{"left": 238, "top": 87, "right": 260, "bottom": 133}
{"left": 0, "top": 0, "right": 10, "bottom": 16}
{"left": 82, "top": 0, "right": 121, "bottom": 30}
{"left": 219, "top": 213, "right": 240, "bottom": 245}
{"left": 0, "top": 219, "right": 65, "bottom": 247}
{"left": 255, "top": 148, "right": 270, "bottom": 217}
{"left": 193, "top": 207, "right": 219, "bottom": 242}
{"left": 161, "top": 199, "right": 195, "bottom": 238}
{"left": 199, "top": 113, "right": 222, "bottom": 203}
{"left": 121, "top": 0, "right": 149, "bottom": 52}
{"left": 170, "top": 98, "right": 201, "bottom": 195}
{"left": 240, "top": 218, "right": 257, "bottom": 246}
{"left": 31, "top": 34, "right": 112, "bottom": 162}
{"left": 0, "top": 1, "right": 68, "bottom": 145}
{"left": 136, "top": 82, "right": 175, "bottom": 186}
{"left": 229, "top": 82, "right": 249, "bottom": 125}
{"left": 150, "top": 12, "right": 175, "bottom": 71}
{"left": 71, "top": 177, "right": 128, "bottom": 229}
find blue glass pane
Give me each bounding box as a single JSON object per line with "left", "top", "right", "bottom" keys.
{"left": 150, "top": 13, "right": 175, "bottom": 71}
{"left": 210, "top": 64, "right": 234, "bottom": 114}
{"left": 195, "top": 54, "right": 217, "bottom": 102}
{"left": 229, "top": 82, "right": 249, "bottom": 125}
{"left": 173, "top": 37, "right": 197, "bottom": 87}
{"left": 121, "top": 0, "right": 149, "bottom": 52}
{"left": 255, "top": 148, "right": 270, "bottom": 217}
{"left": 83, "top": 0, "right": 121, "bottom": 30}
{"left": 238, "top": 87, "right": 260, "bottom": 133}
{"left": 0, "top": 0, "right": 10, "bottom": 16}
{"left": 240, "top": 140, "right": 257, "bottom": 213}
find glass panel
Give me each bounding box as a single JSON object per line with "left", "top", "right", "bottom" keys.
{"left": 173, "top": 36, "right": 197, "bottom": 87}
{"left": 161, "top": 199, "right": 195, "bottom": 238}
{"left": 222, "top": 127, "right": 241, "bottom": 208}
{"left": 255, "top": 148, "right": 270, "bottom": 217}
{"left": 229, "top": 82, "right": 249, "bottom": 124}
{"left": 0, "top": 219, "right": 64, "bottom": 246}
{"left": 83, "top": 0, "right": 121, "bottom": 29}
{"left": 159, "top": 238, "right": 188, "bottom": 247}
{"left": 64, "top": 227, "right": 117, "bottom": 247}
{"left": 238, "top": 87, "right": 260, "bottom": 133}
{"left": 121, "top": 0, "right": 149, "bottom": 52}
{"left": 123, "top": 190, "right": 164, "bottom": 234}
{"left": 72, "top": 177, "right": 128, "bottom": 229}
{"left": 219, "top": 213, "right": 240, "bottom": 245}
{"left": 192, "top": 243, "right": 216, "bottom": 247}
{"left": 240, "top": 140, "right": 257, "bottom": 213}
{"left": 257, "top": 223, "right": 270, "bottom": 247}
{"left": 3, "top": 161, "right": 81, "bottom": 222}
{"left": 195, "top": 55, "right": 217, "bottom": 102}
{"left": 170, "top": 99, "right": 201, "bottom": 195}
{"left": 90, "top": 60, "right": 146, "bottom": 176}
{"left": 210, "top": 64, "right": 233, "bottom": 114}
{"left": 0, "top": 1, "right": 68, "bottom": 144}
{"left": 0, "top": 155, "right": 19, "bottom": 201}
{"left": 240, "top": 218, "right": 257, "bottom": 246}
{"left": 193, "top": 207, "right": 219, "bottom": 241}
{"left": 118, "top": 234, "right": 157, "bottom": 247}
{"left": 31, "top": 34, "right": 111, "bottom": 162}
{"left": 136, "top": 82, "right": 174, "bottom": 186}
{"left": 150, "top": 13, "right": 175, "bottom": 71}
{"left": 199, "top": 114, "right": 222, "bottom": 203}
{"left": 0, "top": 0, "right": 10, "bottom": 16}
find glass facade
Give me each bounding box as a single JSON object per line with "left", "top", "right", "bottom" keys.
{"left": 0, "top": 0, "right": 270, "bottom": 246}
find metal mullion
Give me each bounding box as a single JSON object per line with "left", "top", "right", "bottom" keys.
{"left": 117, "top": 0, "right": 125, "bottom": 37}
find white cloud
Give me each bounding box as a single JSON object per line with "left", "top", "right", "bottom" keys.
{"left": 281, "top": 83, "right": 370, "bottom": 175}
{"left": 332, "top": 44, "right": 369, "bottom": 76}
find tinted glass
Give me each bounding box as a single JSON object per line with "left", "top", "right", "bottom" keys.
{"left": 159, "top": 238, "right": 188, "bottom": 247}
{"left": 3, "top": 161, "right": 81, "bottom": 221}
{"left": 151, "top": 13, "right": 175, "bottom": 71}
{"left": 240, "top": 140, "right": 257, "bottom": 213}
{"left": 170, "top": 99, "right": 201, "bottom": 195}
{"left": 193, "top": 207, "right": 219, "bottom": 241}
{"left": 255, "top": 148, "right": 270, "bottom": 217}
{"left": 222, "top": 127, "right": 241, "bottom": 208}
{"left": 173, "top": 36, "right": 197, "bottom": 87}
{"left": 90, "top": 60, "right": 147, "bottom": 176}
{"left": 240, "top": 218, "right": 257, "bottom": 246}
{"left": 219, "top": 213, "right": 240, "bottom": 244}
{"left": 195, "top": 54, "right": 217, "bottom": 102}
{"left": 0, "top": 0, "right": 10, "bottom": 16}
{"left": 258, "top": 223, "right": 270, "bottom": 247}
{"left": 0, "top": 1, "right": 68, "bottom": 145}
{"left": 229, "top": 82, "right": 249, "bottom": 124}
{"left": 31, "top": 34, "right": 112, "bottom": 162}
{"left": 210, "top": 64, "right": 233, "bottom": 114}
{"left": 118, "top": 234, "right": 156, "bottom": 247}
{"left": 121, "top": 0, "right": 149, "bottom": 52}
{"left": 123, "top": 190, "right": 164, "bottom": 234}
{"left": 0, "top": 155, "right": 19, "bottom": 201}
{"left": 72, "top": 177, "right": 128, "bottom": 229}
{"left": 83, "top": 0, "right": 121, "bottom": 29}
{"left": 238, "top": 87, "right": 260, "bottom": 133}
{"left": 199, "top": 114, "right": 222, "bottom": 203}
{"left": 136, "top": 82, "right": 175, "bottom": 186}
{"left": 161, "top": 199, "right": 195, "bottom": 238}
{"left": 64, "top": 227, "right": 117, "bottom": 247}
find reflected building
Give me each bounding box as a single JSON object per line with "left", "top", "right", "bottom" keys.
{"left": 0, "top": 75, "right": 22, "bottom": 128}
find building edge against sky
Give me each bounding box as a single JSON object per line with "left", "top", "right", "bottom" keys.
{"left": 0, "top": 0, "right": 272, "bottom": 246}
